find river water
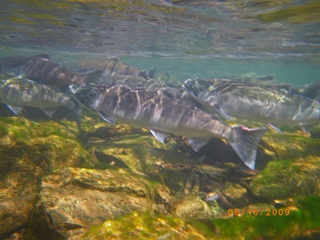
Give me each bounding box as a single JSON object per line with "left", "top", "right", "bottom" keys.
{"left": 1, "top": 0, "right": 319, "bottom": 85}
{"left": 1, "top": 1, "right": 320, "bottom": 239}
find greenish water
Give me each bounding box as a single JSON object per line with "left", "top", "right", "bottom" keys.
{"left": 1, "top": 47, "right": 319, "bottom": 86}
{"left": 1, "top": 1, "right": 320, "bottom": 239}
{"left": 121, "top": 55, "right": 320, "bottom": 85}
{"left": 1, "top": 0, "right": 320, "bottom": 86}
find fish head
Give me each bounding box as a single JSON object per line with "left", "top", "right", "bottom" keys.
{"left": 69, "top": 84, "right": 101, "bottom": 108}
{"left": 183, "top": 79, "right": 204, "bottom": 97}
{"left": 183, "top": 78, "right": 217, "bottom": 101}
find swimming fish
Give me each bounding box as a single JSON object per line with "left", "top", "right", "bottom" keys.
{"left": 0, "top": 54, "right": 102, "bottom": 88}
{"left": 0, "top": 76, "right": 82, "bottom": 128}
{"left": 78, "top": 57, "right": 156, "bottom": 80}
{"left": 183, "top": 78, "right": 320, "bottom": 132}
{"left": 293, "top": 82, "right": 320, "bottom": 102}
{"left": 71, "top": 84, "right": 267, "bottom": 169}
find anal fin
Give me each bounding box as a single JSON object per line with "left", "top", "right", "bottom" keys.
{"left": 7, "top": 104, "right": 23, "bottom": 115}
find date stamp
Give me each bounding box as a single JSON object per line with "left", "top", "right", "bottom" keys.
{"left": 228, "top": 208, "right": 290, "bottom": 217}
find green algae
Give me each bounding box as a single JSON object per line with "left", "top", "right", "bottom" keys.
{"left": 0, "top": 117, "right": 98, "bottom": 177}
{"left": 82, "top": 211, "right": 212, "bottom": 240}
{"left": 14, "top": 0, "right": 73, "bottom": 10}
{"left": 257, "top": 2, "right": 320, "bottom": 23}
{"left": 8, "top": 16, "right": 35, "bottom": 25}
{"left": 95, "top": 133, "right": 177, "bottom": 172}
{"left": 224, "top": 0, "right": 320, "bottom": 24}
{"left": 81, "top": 196, "right": 320, "bottom": 240}
{"left": 262, "top": 130, "right": 320, "bottom": 160}
{"left": 212, "top": 196, "right": 320, "bottom": 240}
{"left": 0, "top": 117, "right": 79, "bottom": 142}
{"left": 250, "top": 158, "right": 320, "bottom": 200}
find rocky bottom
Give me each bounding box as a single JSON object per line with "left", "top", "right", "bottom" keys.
{"left": 0, "top": 116, "right": 319, "bottom": 240}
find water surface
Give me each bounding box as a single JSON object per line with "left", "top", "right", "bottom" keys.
{"left": 1, "top": 0, "right": 319, "bottom": 85}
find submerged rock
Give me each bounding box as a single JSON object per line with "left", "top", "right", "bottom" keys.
{"left": 82, "top": 211, "right": 214, "bottom": 240}
{"left": 0, "top": 117, "right": 97, "bottom": 237}
{"left": 168, "top": 193, "right": 212, "bottom": 218}
{"left": 89, "top": 128, "right": 177, "bottom": 172}
{"left": 0, "top": 194, "right": 36, "bottom": 237}
{"left": 26, "top": 167, "right": 163, "bottom": 240}
{"left": 250, "top": 157, "right": 320, "bottom": 201}
{"left": 250, "top": 129, "right": 320, "bottom": 201}
{"left": 81, "top": 196, "right": 320, "bottom": 240}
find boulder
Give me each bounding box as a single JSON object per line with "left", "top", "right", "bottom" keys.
{"left": 26, "top": 167, "right": 162, "bottom": 239}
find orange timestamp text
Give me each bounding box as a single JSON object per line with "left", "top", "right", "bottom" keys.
{"left": 228, "top": 208, "right": 290, "bottom": 217}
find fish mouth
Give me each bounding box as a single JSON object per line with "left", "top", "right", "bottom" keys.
{"left": 182, "top": 81, "right": 193, "bottom": 94}
{"left": 182, "top": 79, "right": 199, "bottom": 96}
{"left": 69, "top": 84, "right": 92, "bottom": 95}
{"left": 182, "top": 83, "right": 191, "bottom": 93}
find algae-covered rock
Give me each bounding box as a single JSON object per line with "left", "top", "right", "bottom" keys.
{"left": 169, "top": 193, "right": 212, "bottom": 219}
{"left": 262, "top": 130, "right": 320, "bottom": 160}
{"left": 0, "top": 194, "right": 36, "bottom": 237}
{"left": 26, "top": 167, "right": 164, "bottom": 240}
{"left": 92, "top": 132, "right": 177, "bottom": 172}
{"left": 82, "top": 211, "right": 215, "bottom": 240}
{"left": 148, "top": 168, "right": 191, "bottom": 193}
{"left": 247, "top": 127, "right": 320, "bottom": 201}
{"left": 0, "top": 117, "right": 98, "bottom": 236}
{"left": 211, "top": 195, "right": 320, "bottom": 240}
{"left": 0, "top": 117, "right": 97, "bottom": 198}
{"left": 81, "top": 196, "right": 320, "bottom": 240}
{"left": 250, "top": 157, "right": 320, "bottom": 200}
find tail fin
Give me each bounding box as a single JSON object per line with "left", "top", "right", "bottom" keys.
{"left": 228, "top": 126, "right": 267, "bottom": 170}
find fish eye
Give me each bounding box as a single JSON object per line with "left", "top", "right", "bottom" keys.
{"left": 208, "top": 85, "right": 215, "bottom": 91}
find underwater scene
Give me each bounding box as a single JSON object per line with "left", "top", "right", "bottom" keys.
{"left": 0, "top": 0, "right": 320, "bottom": 239}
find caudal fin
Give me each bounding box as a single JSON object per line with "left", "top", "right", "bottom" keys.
{"left": 228, "top": 126, "right": 267, "bottom": 170}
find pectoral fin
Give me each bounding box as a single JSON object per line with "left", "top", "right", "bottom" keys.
{"left": 150, "top": 129, "right": 167, "bottom": 143}
{"left": 7, "top": 104, "right": 23, "bottom": 115}
{"left": 214, "top": 104, "right": 233, "bottom": 120}
{"left": 267, "top": 123, "right": 282, "bottom": 133}
{"left": 41, "top": 107, "right": 57, "bottom": 118}
{"left": 98, "top": 112, "right": 115, "bottom": 124}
